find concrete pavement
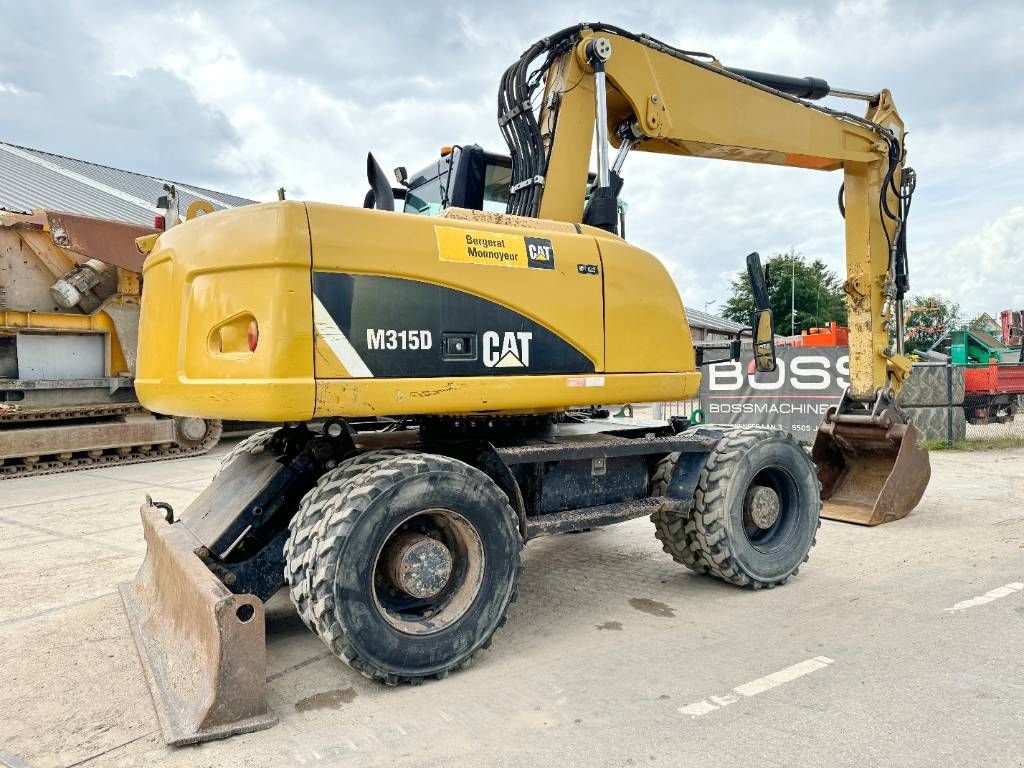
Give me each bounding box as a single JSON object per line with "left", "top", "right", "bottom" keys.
{"left": 1, "top": 444, "right": 1022, "bottom": 767}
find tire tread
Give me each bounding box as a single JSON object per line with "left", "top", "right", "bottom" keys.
{"left": 284, "top": 451, "right": 521, "bottom": 684}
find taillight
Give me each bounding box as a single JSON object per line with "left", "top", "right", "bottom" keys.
{"left": 153, "top": 214, "right": 166, "bottom": 230}
{"left": 247, "top": 319, "right": 259, "bottom": 352}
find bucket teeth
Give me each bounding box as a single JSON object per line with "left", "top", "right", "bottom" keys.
{"left": 119, "top": 503, "right": 276, "bottom": 745}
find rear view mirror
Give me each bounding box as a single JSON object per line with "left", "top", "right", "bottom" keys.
{"left": 744, "top": 252, "right": 776, "bottom": 372}
{"left": 753, "top": 308, "right": 777, "bottom": 373}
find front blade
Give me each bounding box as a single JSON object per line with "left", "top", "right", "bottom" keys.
{"left": 119, "top": 503, "right": 277, "bottom": 745}
{"left": 813, "top": 420, "right": 931, "bottom": 526}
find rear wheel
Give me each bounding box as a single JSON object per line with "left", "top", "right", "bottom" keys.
{"left": 687, "top": 427, "right": 819, "bottom": 588}
{"left": 284, "top": 448, "right": 412, "bottom": 631}
{"left": 285, "top": 452, "right": 521, "bottom": 683}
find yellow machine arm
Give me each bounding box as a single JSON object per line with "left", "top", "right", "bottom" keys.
{"left": 499, "top": 24, "right": 928, "bottom": 524}
{"left": 505, "top": 24, "right": 910, "bottom": 399}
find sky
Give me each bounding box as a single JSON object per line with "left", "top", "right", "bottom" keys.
{"left": 1, "top": 0, "right": 1021, "bottom": 320}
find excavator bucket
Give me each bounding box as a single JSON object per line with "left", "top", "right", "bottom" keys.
{"left": 119, "top": 503, "right": 277, "bottom": 745}
{"left": 812, "top": 418, "right": 931, "bottom": 526}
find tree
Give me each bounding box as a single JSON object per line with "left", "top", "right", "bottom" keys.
{"left": 721, "top": 249, "right": 848, "bottom": 336}
{"left": 904, "top": 295, "right": 961, "bottom": 354}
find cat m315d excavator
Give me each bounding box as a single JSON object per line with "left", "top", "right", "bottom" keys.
{"left": 120, "top": 23, "right": 930, "bottom": 744}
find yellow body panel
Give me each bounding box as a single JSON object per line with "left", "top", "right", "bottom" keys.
{"left": 306, "top": 204, "right": 606, "bottom": 370}
{"left": 595, "top": 234, "right": 694, "bottom": 373}
{"left": 315, "top": 372, "right": 697, "bottom": 418}
{"left": 135, "top": 202, "right": 316, "bottom": 421}
{"left": 134, "top": 201, "right": 699, "bottom": 421}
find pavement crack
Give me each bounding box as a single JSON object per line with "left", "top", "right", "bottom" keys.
{"left": 0, "top": 590, "right": 118, "bottom": 627}
{"left": 61, "top": 730, "right": 156, "bottom": 768}
{"left": 266, "top": 651, "right": 333, "bottom": 682}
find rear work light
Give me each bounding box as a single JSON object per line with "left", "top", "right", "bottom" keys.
{"left": 247, "top": 319, "right": 259, "bottom": 352}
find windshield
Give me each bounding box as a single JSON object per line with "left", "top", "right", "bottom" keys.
{"left": 482, "top": 163, "right": 512, "bottom": 212}
{"left": 402, "top": 147, "right": 512, "bottom": 216}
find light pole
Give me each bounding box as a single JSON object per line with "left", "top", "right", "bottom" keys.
{"left": 791, "top": 258, "right": 796, "bottom": 337}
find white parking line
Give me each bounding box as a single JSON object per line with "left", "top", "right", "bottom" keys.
{"left": 679, "top": 701, "right": 718, "bottom": 717}
{"left": 678, "top": 656, "right": 834, "bottom": 718}
{"left": 945, "top": 582, "right": 1024, "bottom": 612}
{"left": 734, "top": 656, "right": 835, "bottom": 696}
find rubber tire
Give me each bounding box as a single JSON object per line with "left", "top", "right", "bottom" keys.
{"left": 689, "top": 426, "right": 820, "bottom": 588}
{"left": 898, "top": 364, "right": 965, "bottom": 407}
{"left": 903, "top": 406, "right": 967, "bottom": 442}
{"left": 285, "top": 452, "right": 522, "bottom": 683}
{"left": 649, "top": 453, "right": 709, "bottom": 573}
{"left": 284, "top": 448, "right": 412, "bottom": 632}
{"left": 214, "top": 428, "right": 278, "bottom": 477}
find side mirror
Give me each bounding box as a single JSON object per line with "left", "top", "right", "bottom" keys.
{"left": 753, "top": 308, "right": 777, "bottom": 373}
{"left": 743, "top": 251, "right": 776, "bottom": 371}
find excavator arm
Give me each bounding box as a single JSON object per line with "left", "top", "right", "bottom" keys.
{"left": 499, "top": 24, "right": 929, "bottom": 524}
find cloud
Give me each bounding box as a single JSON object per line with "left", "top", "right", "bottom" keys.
{"left": 935, "top": 207, "right": 1024, "bottom": 313}
{"left": 0, "top": 0, "right": 1021, "bottom": 318}
{"left": 0, "top": 3, "right": 239, "bottom": 184}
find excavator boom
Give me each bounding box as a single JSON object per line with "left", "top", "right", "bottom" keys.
{"left": 499, "top": 24, "right": 929, "bottom": 524}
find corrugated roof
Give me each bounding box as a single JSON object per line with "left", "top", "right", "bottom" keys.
{"left": 0, "top": 141, "right": 256, "bottom": 225}
{"left": 684, "top": 306, "right": 745, "bottom": 334}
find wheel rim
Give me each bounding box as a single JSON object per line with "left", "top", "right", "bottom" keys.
{"left": 371, "top": 508, "right": 484, "bottom": 636}
{"left": 741, "top": 466, "right": 801, "bottom": 551}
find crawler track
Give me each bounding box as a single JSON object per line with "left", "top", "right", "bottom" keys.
{"left": 0, "top": 404, "right": 222, "bottom": 479}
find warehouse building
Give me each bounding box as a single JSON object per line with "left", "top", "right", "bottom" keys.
{"left": 0, "top": 141, "right": 252, "bottom": 223}
{"left": 684, "top": 305, "right": 744, "bottom": 342}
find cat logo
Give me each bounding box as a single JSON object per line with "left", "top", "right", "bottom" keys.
{"left": 482, "top": 331, "right": 532, "bottom": 368}
{"left": 524, "top": 236, "right": 555, "bottom": 270}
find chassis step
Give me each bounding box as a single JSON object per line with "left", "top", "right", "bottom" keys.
{"left": 526, "top": 496, "right": 669, "bottom": 539}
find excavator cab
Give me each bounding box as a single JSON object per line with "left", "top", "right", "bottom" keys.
{"left": 395, "top": 145, "right": 513, "bottom": 216}
{"left": 395, "top": 147, "right": 626, "bottom": 233}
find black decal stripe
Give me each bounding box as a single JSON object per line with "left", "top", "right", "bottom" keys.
{"left": 312, "top": 272, "right": 594, "bottom": 378}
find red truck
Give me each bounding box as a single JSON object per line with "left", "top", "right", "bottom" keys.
{"left": 963, "top": 363, "right": 1024, "bottom": 424}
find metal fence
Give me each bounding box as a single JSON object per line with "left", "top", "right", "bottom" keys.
{"left": 963, "top": 391, "right": 1024, "bottom": 445}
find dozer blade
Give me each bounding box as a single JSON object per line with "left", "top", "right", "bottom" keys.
{"left": 119, "top": 503, "right": 277, "bottom": 745}
{"left": 812, "top": 419, "right": 931, "bottom": 526}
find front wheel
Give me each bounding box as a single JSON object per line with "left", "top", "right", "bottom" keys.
{"left": 285, "top": 452, "right": 522, "bottom": 684}
{"left": 690, "top": 427, "right": 820, "bottom": 588}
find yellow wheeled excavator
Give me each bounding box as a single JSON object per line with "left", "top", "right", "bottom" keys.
{"left": 120, "top": 23, "right": 930, "bottom": 744}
